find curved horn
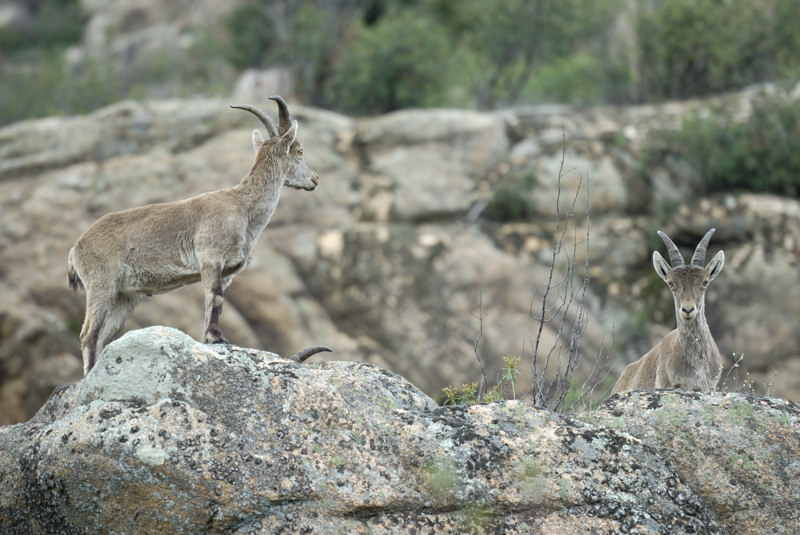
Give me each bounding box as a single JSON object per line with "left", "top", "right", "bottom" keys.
{"left": 269, "top": 95, "right": 292, "bottom": 135}
{"left": 230, "top": 104, "right": 279, "bottom": 138}
{"left": 289, "top": 345, "right": 333, "bottom": 363}
{"left": 691, "top": 228, "right": 716, "bottom": 267}
{"left": 657, "top": 230, "right": 684, "bottom": 267}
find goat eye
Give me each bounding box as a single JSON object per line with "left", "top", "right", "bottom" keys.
{"left": 297, "top": 148, "right": 303, "bottom": 156}
{"left": 667, "top": 280, "right": 674, "bottom": 288}
{"left": 702, "top": 280, "right": 709, "bottom": 287}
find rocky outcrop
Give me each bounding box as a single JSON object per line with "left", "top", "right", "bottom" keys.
{"left": 0, "top": 328, "right": 797, "bottom": 534}
{"left": 587, "top": 390, "right": 800, "bottom": 535}
{"left": 2, "top": 89, "right": 800, "bottom": 423}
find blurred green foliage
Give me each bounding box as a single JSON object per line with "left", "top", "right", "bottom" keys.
{"left": 0, "top": 1, "right": 231, "bottom": 126}
{"left": 446, "top": 0, "right": 624, "bottom": 107}
{"left": 326, "top": 10, "right": 451, "bottom": 114}
{"left": 224, "top": 3, "right": 275, "bottom": 69}
{"left": 645, "top": 93, "right": 800, "bottom": 196}
{"left": 0, "top": 0, "right": 82, "bottom": 55}
{"left": 635, "top": 0, "right": 800, "bottom": 101}
{"left": 222, "top": 0, "right": 800, "bottom": 113}
{"left": 0, "top": 0, "right": 84, "bottom": 124}
{"left": 2, "top": 0, "right": 800, "bottom": 124}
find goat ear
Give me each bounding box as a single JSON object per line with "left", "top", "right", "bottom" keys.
{"left": 653, "top": 251, "right": 671, "bottom": 282}
{"left": 706, "top": 250, "right": 724, "bottom": 281}
{"left": 252, "top": 129, "right": 266, "bottom": 152}
{"left": 275, "top": 120, "right": 298, "bottom": 155}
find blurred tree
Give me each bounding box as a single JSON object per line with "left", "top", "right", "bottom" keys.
{"left": 224, "top": 2, "right": 276, "bottom": 69}
{"left": 325, "top": 9, "right": 451, "bottom": 114}
{"left": 427, "top": 0, "right": 623, "bottom": 108}
{"left": 225, "top": 0, "right": 368, "bottom": 105}
{"left": 635, "top": 0, "right": 800, "bottom": 101}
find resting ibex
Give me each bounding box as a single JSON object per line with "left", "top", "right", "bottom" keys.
{"left": 68, "top": 96, "right": 331, "bottom": 375}
{"left": 611, "top": 228, "right": 725, "bottom": 393}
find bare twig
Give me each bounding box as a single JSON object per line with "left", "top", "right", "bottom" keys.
{"left": 530, "top": 128, "right": 570, "bottom": 397}
{"left": 471, "top": 291, "right": 490, "bottom": 397}
{"left": 459, "top": 126, "right": 614, "bottom": 412}
{"left": 525, "top": 129, "right": 612, "bottom": 412}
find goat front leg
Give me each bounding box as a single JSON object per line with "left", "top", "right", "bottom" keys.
{"left": 201, "top": 263, "right": 229, "bottom": 344}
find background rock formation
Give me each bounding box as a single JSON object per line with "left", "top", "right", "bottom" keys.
{"left": 1, "top": 328, "right": 796, "bottom": 534}
{"left": 1, "top": 88, "right": 800, "bottom": 423}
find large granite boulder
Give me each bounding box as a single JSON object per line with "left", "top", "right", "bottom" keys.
{"left": 0, "top": 327, "right": 797, "bottom": 534}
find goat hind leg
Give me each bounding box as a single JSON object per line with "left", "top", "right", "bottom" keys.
{"left": 79, "top": 315, "right": 101, "bottom": 376}
{"left": 79, "top": 291, "right": 109, "bottom": 375}
{"left": 94, "top": 296, "right": 136, "bottom": 366}
{"left": 79, "top": 291, "right": 135, "bottom": 375}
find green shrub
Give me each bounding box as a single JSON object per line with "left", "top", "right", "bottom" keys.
{"left": 0, "top": 0, "right": 109, "bottom": 125}
{"left": 432, "top": 0, "right": 624, "bottom": 107}
{"left": 325, "top": 10, "right": 452, "bottom": 115}
{"left": 0, "top": 53, "right": 115, "bottom": 125}
{"left": 0, "top": 0, "right": 82, "bottom": 56}
{"left": 223, "top": 3, "right": 275, "bottom": 69}
{"left": 636, "top": 0, "right": 800, "bottom": 101}
{"left": 524, "top": 52, "right": 632, "bottom": 105}
{"left": 0, "top": 55, "right": 60, "bottom": 124}
{"left": 482, "top": 170, "right": 538, "bottom": 222}
{"left": 275, "top": 3, "right": 335, "bottom": 104}
{"left": 645, "top": 92, "right": 800, "bottom": 196}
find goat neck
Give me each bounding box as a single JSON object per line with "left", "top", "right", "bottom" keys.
{"left": 236, "top": 146, "right": 286, "bottom": 238}
{"left": 674, "top": 296, "right": 713, "bottom": 361}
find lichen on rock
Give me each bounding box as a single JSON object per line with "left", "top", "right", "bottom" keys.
{"left": 3, "top": 327, "right": 795, "bottom": 533}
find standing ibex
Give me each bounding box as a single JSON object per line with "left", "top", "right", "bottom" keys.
{"left": 68, "top": 96, "right": 330, "bottom": 375}
{"left": 611, "top": 228, "right": 725, "bottom": 393}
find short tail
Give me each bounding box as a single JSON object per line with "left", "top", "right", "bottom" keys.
{"left": 67, "top": 248, "right": 83, "bottom": 292}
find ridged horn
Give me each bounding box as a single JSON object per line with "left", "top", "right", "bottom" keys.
{"left": 289, "top": 345, "right": 333, "bottom": 363}
{"left": 230, "top": 104, "right": 279, "bottom": 138}
{"left": 691, "top": 228, "right": 716, "bottom": 267}
{"left": 269, "top": 95, "right": 292, "bottom": 135}
{"left": 657, "top": 230, "right": 684, "bottom": 267}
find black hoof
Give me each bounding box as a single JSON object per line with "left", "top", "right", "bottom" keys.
{"left": 204, "top": 330, "right": 230, "bottom": 345}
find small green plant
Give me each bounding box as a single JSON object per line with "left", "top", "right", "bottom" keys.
{"left": 442, "top": 383, "right": 479, "bottom": 406}
{"left": 442, "top": 356, "right": 522, "bottom": 406}
{"left": 482, "top": 169, "right": 538, "bottom": 222}
{"left": 496, "top": 355, "right": 522, "bottom": 399}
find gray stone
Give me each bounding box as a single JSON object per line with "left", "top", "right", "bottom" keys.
{"left": 357, "top": 109, "right": 509, "bottom": 220}
{"left": 6, "top": 328, "right": 793, "bottom": 534}
{"left": 586, "top": 390, "right": 800, "bottom": 535}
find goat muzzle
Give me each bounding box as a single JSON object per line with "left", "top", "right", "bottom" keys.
{"left": 305, "top": 175, "right": 320, "bottom": 191}
{"left": 679, "top": 305, "right": 698, "bottom": 321}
